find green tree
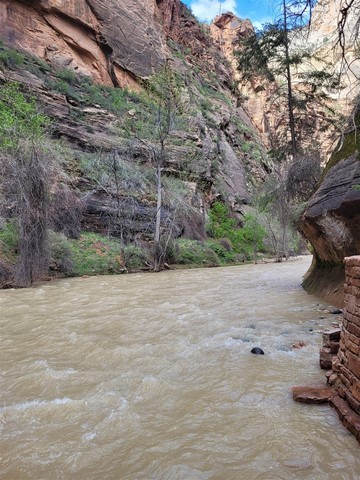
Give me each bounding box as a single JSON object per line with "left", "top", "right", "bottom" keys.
{"left": 236, "top": 0, "right": 338, "bottom": 157}
{"left": 239, "top": 213, "right": 267, "bottom": 264}
{"left": 207, "top": 201, "right": 238, "bottom": 240}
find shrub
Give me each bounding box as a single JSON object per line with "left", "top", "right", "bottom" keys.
{"left": 68, "top": 232, "right": 148, "bottom": 276}
{"left": 34, "top": 57, "right": 51, "bottom": 72}
{"left": 50, "top": 185, "right": 84, "bottom": 239}
{"left": 204, "top": 238, "right": 235, "bottom": 263}
{"left": 56, "top": 68, "right": 77, "bottom": 84}
{"left": 69, "top": 232, "right": 124, "bottom": 276}
{"left": 207, "top": 202, "right": 238, "bottom": 240}
{"left": 0, "top": 82, "right": 49, "bottom": 148}
{"left": 50, "top": 80, "right": 81, "bottom": 102}
{"left": 0, "top": 48, "right": 25, "bottom": 69}
{"left": 0, "top": 221, "right": 18, "bottom": 261}
{"left": 170, "top": 238, "right": 220, "bottom": 266}
{"left": 120, "top": 244, "right": 149, "bottom": 270}
{"left": 49, "top": 231, "right": 74, "bottom": 274}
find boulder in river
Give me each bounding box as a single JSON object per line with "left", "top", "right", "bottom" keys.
{"left": 251, "top": 347, "right": 264, "bottom": 355}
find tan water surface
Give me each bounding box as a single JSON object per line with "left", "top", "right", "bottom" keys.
{"left": 1, "top": 256, "right": 359, "bottom": 480}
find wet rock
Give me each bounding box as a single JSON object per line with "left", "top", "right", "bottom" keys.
{"left": 277, "top": 345, "right": 291, "bottom": 352}
{"left": 292, "top": 386, "right": 334, "bottom": 404}
{"left": 251, "top": 347, "right": 264, "bottom": 355}
{"left": 331, "top": 308, "right": 343, "bottom": 314}
{"left": 323, "top": 329, "right": 341, "bottom": 343}
{"left": 330, "top": 395, "right": 360, "bottom": 442}
{"left": 320, "top": 347, "right": 334, "bottom": 370}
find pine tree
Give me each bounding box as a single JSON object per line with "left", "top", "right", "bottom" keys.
{"left": 236, "top": 0, "right": 338, "bottom": 158}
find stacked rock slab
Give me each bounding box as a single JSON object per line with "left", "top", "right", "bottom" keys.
{"left": 329, "top": 256, "right": 360, "bottom": 442}
{"left": 320, "top": 329, "right": 341, "bottom": 370}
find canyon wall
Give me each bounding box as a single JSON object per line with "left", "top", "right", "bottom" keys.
{"left": 329, "top": 256, "right": 360, "bottom": 442}
{"left": 299, "top": 152, "right": 360, "bottom": 307}
{"left": 209, "top": 1, "right": 360, "bottom": 161}
{"left": 0, "top": 0, "right": 166, "bottom": 88}
{"left": 0, "top": 0, "right": 272, "bottom": 247}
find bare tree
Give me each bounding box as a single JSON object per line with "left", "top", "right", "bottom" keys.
{"left": 128, "top": 62, "right": 181, "bottom": 271}
{"left": 0, "top": 142, "right": 53, "bottom": 286}
{"left": 0, "top": 83, "right": 52, "bottom": 286}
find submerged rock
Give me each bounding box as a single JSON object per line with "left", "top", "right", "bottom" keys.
{"left": 251, "top": 347, "right": 264, "bottom": 355}
{"left": 277, "top": 345, "right": 291, "bottom": 352}
{"left": 331, "top": 308, "right": 342, "bottom": 314}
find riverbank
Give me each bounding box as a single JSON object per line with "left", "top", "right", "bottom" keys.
{"left": 0, "top": 228, "right": 300, "bottom": 288}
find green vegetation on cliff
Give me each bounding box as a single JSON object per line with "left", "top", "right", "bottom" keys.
{"left": 0, "top": 35, "right": 306, "bottom": 286}
{"left": 325, "top": 111, "right": 360, "bottom": 175}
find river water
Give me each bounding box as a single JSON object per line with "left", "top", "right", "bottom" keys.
{"left": 1, "top": 256, "right": 359, "bottom": 479}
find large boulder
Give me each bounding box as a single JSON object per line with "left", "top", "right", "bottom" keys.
{"left": 299, "top": 144, "right": 360, "bottom": 306}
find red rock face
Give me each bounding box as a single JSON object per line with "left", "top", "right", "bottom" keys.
{"left": 299, "top": 154, "right": 360, "bottom": 307}
{"left": 0, "top": 0, "right": 166, "bottom": 86}
{"left": 329, "top": 256, "right": 360, "bottom": 442}
{"left": 156, "top": 0, "right": 211, "bottom": 56}
{"left": 292, "top": 386, "right": 334, "bottom": 404}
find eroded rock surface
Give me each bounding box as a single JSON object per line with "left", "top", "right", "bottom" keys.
{"left": 0, "top": 0, "right": 166, "bottom": 86}
{"left": 299, "top": 155, "right": 360, "bottom": 306}
{"left": 292, "top": 386, "right": 334, "bottom": 404}
{"left": 326, "top": 256, "right": 360, "bottom": 442}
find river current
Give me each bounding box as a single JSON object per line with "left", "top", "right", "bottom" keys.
{"left": 1, "top": 256, "right": 359, "bottom": 479}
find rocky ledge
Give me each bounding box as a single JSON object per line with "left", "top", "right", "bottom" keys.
{"left": 292, "top": 385, "right": 334, "bottom": 404}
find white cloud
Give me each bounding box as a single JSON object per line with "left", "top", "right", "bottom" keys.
{"left": 189, "top": 0, "right": 239, "bottom": 23}
{"left": 252, "top": 17, "right": 272, "bottom": 30}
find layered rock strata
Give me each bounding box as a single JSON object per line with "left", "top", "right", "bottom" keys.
{"left": 328, "top": 256, "right": 360, "bottom": 442}
{"left": 292, "top": 385, "right": 334, "bottom": 404}
{"left": 0, "top": 1, "right": 272, "bottom": 241}
{"left": 0, "top": 0, "right": 166, "bottom": 87}
{"left": 299, "top": 154, "right": 360, "bottom": 307}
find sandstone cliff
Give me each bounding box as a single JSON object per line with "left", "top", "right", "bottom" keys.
{"left": 0, "top": 0, "right": 270, "bottom": 255}
{"left": 0, "top": 0, "right": 166, "bottom": 87}
{"left": 297, "top": 1, "right": 360, "bottom": 306}
{"left": 209, "top": 2, "right": 360, "bottom": 161}
{"left": 299, "top": 112, "right": 360, "bottom": 307}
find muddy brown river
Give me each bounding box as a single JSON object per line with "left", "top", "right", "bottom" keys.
{"left": 1, "top": 256, "right": 359, "bottom": 479}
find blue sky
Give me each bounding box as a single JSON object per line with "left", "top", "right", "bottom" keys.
{"left": 183, "top": 0, "right": 275, "bottom": 28}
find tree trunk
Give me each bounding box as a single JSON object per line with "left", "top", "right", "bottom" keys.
{"left": 153, "top": 160, "right": 162, "bottom": 272}
{"left": 283, "top": 0, "right": 297, "bottom": 156}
